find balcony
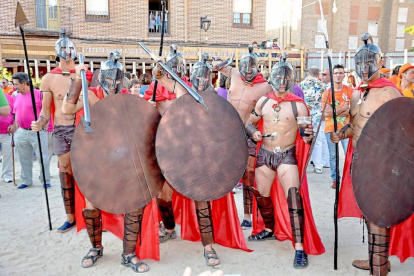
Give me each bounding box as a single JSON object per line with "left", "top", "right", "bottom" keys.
{"left": 148, "top": 9, "right": 170, "bottom": 37}
{"left": 25, "top": 4, "right": 72, "bottom": 36}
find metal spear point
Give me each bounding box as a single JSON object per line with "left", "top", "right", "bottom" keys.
{"left": 15, "top": 1, "right": 52, "bottom": 231}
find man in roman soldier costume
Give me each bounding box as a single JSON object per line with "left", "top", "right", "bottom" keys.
{"left": 333, "top": 34, "right": 414, "bottom": 275}
{"left": 32, "top": 29, "right": 93, "bottom": 233}
{"left": 212, "top": 45, "right": 272, "bottom": 229}
{"left": 150, "top": 50, "right": 250, "bottom": 267}
{"left": 245, "top": 53, "right": 325, "bottom": 268}
{"left": 61, "top": 51, "right": 152, "bottom": 273}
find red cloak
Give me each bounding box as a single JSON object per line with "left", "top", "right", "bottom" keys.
{"left": 251, "top": 92, "right": 325, "bottom": 255}
{"left": 143, "top": 77, "right": 192, "bottom": 101}
{"left": 338, "top": 80, "right": 414, "bottom": 263}
{"left": 240, "top": 73, "right": 268, "bottom": 86}
{"left": 74, "top": 86, "right": 160, "bottom": 261}
{"left": 170, "top": 191, "right": 252, "bottom": 252}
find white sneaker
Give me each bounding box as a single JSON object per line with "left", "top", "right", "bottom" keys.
{"left": 314, "top": 167, "right": 323, "bottom": 174}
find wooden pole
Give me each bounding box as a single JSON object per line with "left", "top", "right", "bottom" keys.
{"left": 46, "top": 60, "right": 51, "bottom": 72}
{"left": 89, "top": 61, "right": 94, "bottom": 72}
{"left": 34, "top": 59, "right": 39, "bottom": 82}
{"left": 133, "top": 61, "right": 136, "bottom": 75}
{"left": 142, "top": 62, "right": 146, "bottom": 74}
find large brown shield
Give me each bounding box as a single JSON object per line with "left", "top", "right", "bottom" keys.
{"left": 352, "top": 97, "right": 414, "bottom": 228}
{"left": 71, "top": 94, "right": 164, "bottom": 214}
{"left": 156, "top": 92, "right": 248, "bottom": 201}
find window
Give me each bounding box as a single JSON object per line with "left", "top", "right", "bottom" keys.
{"left": 85, "top": 0, "right": 110, "bottom": 21}
{"left": 348, "top": 37, "right": 358, "bottom": 50}
{"left": 233, "top": 0, "right": 252, "bottom": 26}
{"left": 397, "top": 25, "right": 405, "bottom": 37}
{"left": 35, "top": 0, "right": 60, "bottom": 30}
{"left": 395, "top": 39, "right": 405, "bottom": 51}
{"left": 368, "top": 23, "right": 378, "bottom": 36}
{"left": 314, "top": 34, "right": 325, "bottom": 49}
{"left": 397, "top": 7, "right": 408, "bottom": 23}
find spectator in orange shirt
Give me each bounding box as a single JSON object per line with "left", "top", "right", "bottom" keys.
{"left": 388, "top": 65, "right": 401, "bottom": 85}
{"left": 321, "top": 64, "right": 354, "bottom": 189}
{"left": 397, "top": 63, "right": 414, "bottom": 98}
{"left": 2, "top": 78, "right": 14, "bottom": 95}
{"left": 379, "top": 67, "right": 390, "bottom": 79}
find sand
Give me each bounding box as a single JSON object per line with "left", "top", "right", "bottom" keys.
{"left": 0, "top": 151, "right": 413, "bottom": 276}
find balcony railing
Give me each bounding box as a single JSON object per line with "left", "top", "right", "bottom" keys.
{"left": 149, "top": 10, "right": 169, "bottom": 35}
{"left": 33, "top": 4, "right": 72, "bottom": 33}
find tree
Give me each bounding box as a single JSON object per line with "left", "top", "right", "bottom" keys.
{"left": 0, "top": 67, "right": 12, "bottom": 81}
{"left": 404, "top": 25, "right": 414, "bottom": 35}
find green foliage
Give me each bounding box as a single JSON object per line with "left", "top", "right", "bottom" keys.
{"left": 0, "top": 67, "right": 12, "bottom": 81}
{"left": 405, "top": 25, "right": 414, "bottom": 35}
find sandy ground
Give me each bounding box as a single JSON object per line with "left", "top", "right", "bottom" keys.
{"left": 0, "top": 145, "right": 413, "bottom": 276}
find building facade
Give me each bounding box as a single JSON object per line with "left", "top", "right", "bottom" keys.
{"left": 267, "top": 0, "right": 414, "bottom": 53}
{"left": 0, "top": 0, "right": 267, "bottom": 46}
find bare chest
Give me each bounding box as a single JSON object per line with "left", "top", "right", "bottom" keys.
{"left": 49, "top": 74, "right": 73, "bottom": 102}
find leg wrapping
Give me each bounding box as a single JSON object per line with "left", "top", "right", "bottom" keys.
{"left": 287, "top": 187, "right": 305, "bottom": 244}
{"left": 82, "top": 209, "right": 102, "bottom": 248}
{"left": 243, "top": 171, "right": 255, "bottom": 215}
{"left": 252, "top": 189, "right": 275, "bottom": 231}
{"left": 123, "top": 208, "right": 145, "bottom": 255}
{"left": 367, "top": 221, "right": 390, "bottom": 276}
{"left": 60, "top": 172, "right": 75, "bottom": 215}
{"left": 195, "top": 201, "right": 214, "bottom": 246}
{"left": 156, "top": 198, "right": 175, "bottom": 230}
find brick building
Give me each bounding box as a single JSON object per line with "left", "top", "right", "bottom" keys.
{"left": 267, "top": 0, "right": 414, "bottom": 53}
{"left": 0, "top": 0, "right": 267, "bottom": 46}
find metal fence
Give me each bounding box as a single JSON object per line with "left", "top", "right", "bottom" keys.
{"left": 306, "top": 51, "right": 414, "bottom": 71}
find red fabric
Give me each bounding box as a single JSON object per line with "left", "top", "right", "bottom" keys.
{"left": 240, "top": 73, "right": 268, "bottom": 86}
{"left": 338, "top": 84, "right": 414, "bottom": 263}
{"left": 49, "top": 67, "right": 93, "bottom": 82}
{"left": 74, "top": 86, "right": 159, "bottom": 261}
{"left": 171, "top": 191, "right": 252, "bottom": 252}
{"left": 358, "top": 78, "right": 402, "bottom": 94}
{"left": 143, "top": 77, "right": 191, "bottom": 101}
{"left": 251, "top": 92, "right": 325, "bottom": 255}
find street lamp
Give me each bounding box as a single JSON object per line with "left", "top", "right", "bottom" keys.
{"left": 200, "top": 16, "right": 211, "bottom": 32}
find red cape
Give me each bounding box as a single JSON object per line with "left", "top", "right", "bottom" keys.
{"left": 251, "top": 92, "right": 325, "bottom": 255}
{"left": 74, "top": 86, "right": 160, "bottom": 261}
{"left": 170, "top": 191, "right": 252, "bottom": 252}
{"left": 143, "top": 77, "right": 191, "bottom": 101}
{"left": 240, "top": 73, "right": 268, "bottom": 87}
{"left": 338, "top": 81, "right": 414, "bottom": 263}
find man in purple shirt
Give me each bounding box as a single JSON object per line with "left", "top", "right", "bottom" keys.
{"left": 216, "top": 75, "right": 228, "bottom": 100}
{"left": 9, "top": 73, "right": 50, "bottom": 189}
{"left": 294, "top": 83, "right": 305, "bottom": 100}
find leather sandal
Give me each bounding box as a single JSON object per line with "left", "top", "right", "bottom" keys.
{"left": 121, "top": 253, "right": 149, "bottom": 273}
{"left": 248, "top": 229, "right": 277, "bottom": 241}
{"left": 352, "top": 259, "right": 391, "bottom": 272}
{"left": 204, "top": 248, "right": 220, "bottom": 267}
{"left": 159, "top": 229, "right": 177, "bottom": 243}
{"left": 81, "top": 247, "right": 103, "bottom": 268}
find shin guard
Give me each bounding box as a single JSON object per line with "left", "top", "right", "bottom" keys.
{"left": 367, "top": 221, "right": 390, "bottom": 276}
{"left": 82, "top": 209, "right": 102, "bottom": 248}
{"left": 60, "top": 172, "right": 75, "bottom": 215}
{"left": 195, "top": 201, "right": 214, "bottom": 246}
{"left": 123, "top": 208, "right": 145, "bottom": 255}
{"left": 156, "top": 198, "right": 176, "bottom": 230}
{"left": 252, "top": 189, "right": 275, "bottom": 231}
{"left": 243, "top": 171, "right": 255, "bottom": 215}
{"left": 287, "top": 187, "right": 305, "bottom": 244}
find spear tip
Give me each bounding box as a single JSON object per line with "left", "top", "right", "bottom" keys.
{"left": 15, "top": 2, "right": 29, "bottom": 27}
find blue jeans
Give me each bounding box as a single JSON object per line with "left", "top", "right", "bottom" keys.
{"left": 325, "top": 132, "right": 348, "bottom": 182}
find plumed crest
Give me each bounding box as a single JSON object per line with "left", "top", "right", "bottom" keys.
{"left": 361, "top": 33, "right": 374, "bottom": 45}
{"left": 109, "top": 50, "right": 121, "bottom": 64}
{"left": 280, "top": 52, "right": 289, "bottom": 63}
{"left": 170, "top": 44, "right": 178, "bottom": 54}
{"left": 201, "top": 52, "right": 209, "bottom": 63}
{"left": 248, "top": 45, "right": 254, "bottom": 54}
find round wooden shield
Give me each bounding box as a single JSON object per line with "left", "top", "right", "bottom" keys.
{"left": 156, "top": 92, "right": 248, "bottom": 201}
{"left": 352, "top": 97, "right": 414, "bottom": 228}
{"left": 71, "top": 94, "right": 164, "bottom": 214}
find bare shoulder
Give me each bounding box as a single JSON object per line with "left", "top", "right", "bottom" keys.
{"left": 256, "top": 96, "right": 268, "bottom": 109}
{"left": 40, "top": 73, "right": 53, "bottom": 91}
{"left": 379, "top": 86, "right": 402, "bottom": 103}
{"left": 297, "top": 101, "right": 309, "bottom": 116}
{"left": 350, "top": 89, "right": 361, "bottom": 109}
